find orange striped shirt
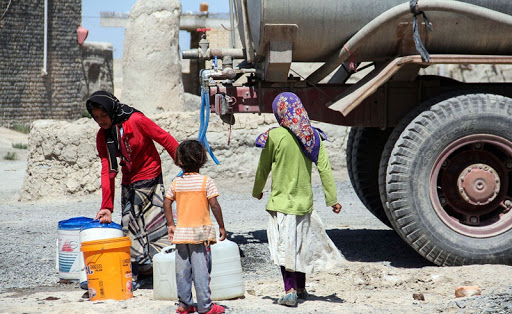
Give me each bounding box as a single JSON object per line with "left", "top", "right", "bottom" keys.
{"left": 165, "top": 173, "right": 219, "bottom": 243}
{"left": 165, "top": 173, "right": 218, "bottom": 201}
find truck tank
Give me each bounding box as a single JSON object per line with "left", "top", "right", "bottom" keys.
{"left": 245, "top": 0, "right": 512, "bottom": 62}
{"left": 184, "top": 0, "right": 512, "bottom": 267}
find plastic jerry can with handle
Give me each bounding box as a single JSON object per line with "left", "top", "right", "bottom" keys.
{"left": 153, "top": 245, "right": 177, "bottom": 300}
{"left": 153, "top": 239, "right": 245, "bottom": 300}
{"left": 210, "top": 239, "right": 245, "bottom": 300}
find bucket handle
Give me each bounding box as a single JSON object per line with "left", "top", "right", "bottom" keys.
{"left": 91, "top": 219, "right": 116, "bottom": 226}
{"left": 84, "top": 246, "right": 106, "bottom": 266}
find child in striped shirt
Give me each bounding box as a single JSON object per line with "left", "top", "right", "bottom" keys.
{"left": 163, "top": 140, "right": 226, "bottom": 314}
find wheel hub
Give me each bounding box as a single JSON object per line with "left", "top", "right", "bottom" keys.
{"left": 430, "top": 134, "right": 512, "bottom": 238}
{"left": 457, "top": 163, "right": 500, "bottom": 206}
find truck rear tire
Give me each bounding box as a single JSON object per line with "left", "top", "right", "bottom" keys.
{"left": 347, "top": 127, "right": 392, "bottom": 228}
{"left": 385, "top": 93, "right": 512, "bottom": 266}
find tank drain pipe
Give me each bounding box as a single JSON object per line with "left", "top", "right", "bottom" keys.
{"left": 182, "top": 48, "right": 245, "bottom": 60}
{"left": 42, "top": 0, "right": 48, "bottom": 76}
{"left": 307, "top": 0, "right": 512, "bottom": 84}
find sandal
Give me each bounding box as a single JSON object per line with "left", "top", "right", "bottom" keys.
{"left": 176, "top": 305, "right": 196, "bottom": 314}
{"left": 132, "top": 279, "right": 140, "bottom": 291}
{"left": 204, "top": 303, "right": 225, "bottom": 314}
{"left": 278, "top": 291, "right": 297, "bottom": 307}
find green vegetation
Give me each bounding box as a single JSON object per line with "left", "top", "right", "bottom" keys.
{"left": 3, "top": 152, "right": 17, "bottom": 160}
{"left": 12, "top": 143, "right": 28, "bottom": 150}
{"left": 82, "top": 109, "right": 92, "bottom": 118}
{"left": 11, "top": 123, "right": 30, "bottom": 134}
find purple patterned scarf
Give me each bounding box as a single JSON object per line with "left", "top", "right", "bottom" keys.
{"left": 255, "top": 92, "right": 326, "bottom": 163}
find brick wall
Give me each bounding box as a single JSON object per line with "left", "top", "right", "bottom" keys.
{"left": 206, "top": 27, "right": 231, "bottom": 49}
{"left": 0, "top": 0, "right": 82, "bottom": 127}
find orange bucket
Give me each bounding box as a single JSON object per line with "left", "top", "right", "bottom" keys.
{"left": 80, "top": 236, "right": 133, "bottom": 301}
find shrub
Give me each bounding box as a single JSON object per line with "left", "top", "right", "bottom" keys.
{"left": 11, "top": 124, "right": 30, "bottom": 134}
{"left": 82, "top": 109, "right": 92, "bottom": 118}
{"left": 3, "top": 152, "right": 17, "bottom": 160}
{"left": 12, "top": 143, "right": 28, "bottom": 150}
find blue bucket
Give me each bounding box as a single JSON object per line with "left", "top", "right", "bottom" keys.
{"left": 80, "top": 220, "right": 122, "bottom": 232}
{"left": 57, "top": 217, "right": 94, "bottom": 280}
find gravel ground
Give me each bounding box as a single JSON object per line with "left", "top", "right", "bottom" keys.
{"left": 2, "top": 150, "right": 512, "bottom": 313}
{"left": 0, "top": 177, "right": 387, "bottom": 290}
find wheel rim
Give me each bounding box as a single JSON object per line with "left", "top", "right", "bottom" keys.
{"left": 430, "top": 134, "right": 512, "bottom": 238}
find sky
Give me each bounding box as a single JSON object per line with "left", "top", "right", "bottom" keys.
{"left": 81, "top": 0, "right": 230, "bottom": 59}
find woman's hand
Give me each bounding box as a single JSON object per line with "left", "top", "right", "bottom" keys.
{"left": 95, "top": 209, "right": 112, "bottom": 223}
{"left": 331, "top": 203, "right": 342, "bottom": 214}
{"left": 255, "top": 193, "right": 263, "bottom": 200}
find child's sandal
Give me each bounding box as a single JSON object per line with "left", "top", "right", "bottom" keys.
{"left": 176, "top": 305, "right": 196, "bottom": 314}
{"left": 204, "top": 303, "right": 225, "bottom": 314}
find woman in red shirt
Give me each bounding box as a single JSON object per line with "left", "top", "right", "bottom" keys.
{"left": 86, "top": 90, "right": 179, "bottom": 289}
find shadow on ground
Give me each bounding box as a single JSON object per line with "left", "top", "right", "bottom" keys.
{"left": 230, "top": 229, "right": 431, "bottom": 269}
{"left": 135, "top": 227, "right": 432, "bottom": 293}
{"left": 326, "top": 229, "right": 432, "bottom": 268}
{"left": 262, "top": 292, "right": 345, "bottom": 305}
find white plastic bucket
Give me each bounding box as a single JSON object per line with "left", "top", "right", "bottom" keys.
{"left": 153, "top": 239, "right": 244, "bottom": 301}
{"left": 57, "top": 217, "right": 93, "bottom": 280}
{"left": 79, "top": 221, "right": 123, "bottom": 289}
{"left": 153, "top": 245, "right": 177, "bottom": 300}
{"left": 210, "top": 239, "right": 245, "bottom": 300}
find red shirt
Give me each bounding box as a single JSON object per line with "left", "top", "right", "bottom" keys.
{"left": 96, "top": 113, "right": 179, "bottom": 211}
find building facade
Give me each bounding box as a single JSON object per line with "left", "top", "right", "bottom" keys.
{"left": 0, "top": 0, "right": 113, "bottom": 127}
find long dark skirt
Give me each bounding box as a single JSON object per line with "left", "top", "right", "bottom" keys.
{"left": 121, "top": 174, "right": 171, "bottom": 265}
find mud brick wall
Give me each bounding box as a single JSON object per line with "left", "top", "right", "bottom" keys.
{"left": 79, "top": 42, "right": 114, "bottom": 107}
{"left": 20, "top": 111, "right": 349, "bottom": 201}
{"left": 0, "top": 0, "right": 82, "bottom": 127}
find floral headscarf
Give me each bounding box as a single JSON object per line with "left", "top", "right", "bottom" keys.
{"left": 255, "top": 92, "right": 326, "bottom": 163}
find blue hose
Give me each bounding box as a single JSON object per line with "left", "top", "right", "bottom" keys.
{"left": 175, "top": 85, "right": 220, "bottom": 179}
{"left": 199, "top": 86, "right": 220, "bottom": 164}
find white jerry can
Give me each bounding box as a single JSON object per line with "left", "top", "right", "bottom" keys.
{"left": 153, "top": 239, "right": 244, "bottom": 301}
{"left": 210, "top": 239, "right": 245, "bottom": 300}
{"left": 153, "top": 245, "right": 178, "bottom": 300}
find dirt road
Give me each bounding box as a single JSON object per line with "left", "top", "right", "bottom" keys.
{"left": 1, "top": 129, "right": 511, "bottom": 313}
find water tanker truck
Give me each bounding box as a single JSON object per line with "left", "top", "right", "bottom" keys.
{"left": 183, "top": 0, "right": 512, "bottom": 266}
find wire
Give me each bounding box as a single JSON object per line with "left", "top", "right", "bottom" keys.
{"left": 0, "top": 0, "right": 12, "bottom": 21}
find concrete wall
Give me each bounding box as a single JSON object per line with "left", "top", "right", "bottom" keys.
{"left": 0, "top": 0, "right": 82, "bottom": 127}
{"left": 121, "top": 0, "right": 184, "bottom": 115}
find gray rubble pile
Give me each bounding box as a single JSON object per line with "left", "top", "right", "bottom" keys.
{"left": 453, "top": 287, "right": 512, "bottom": 313}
